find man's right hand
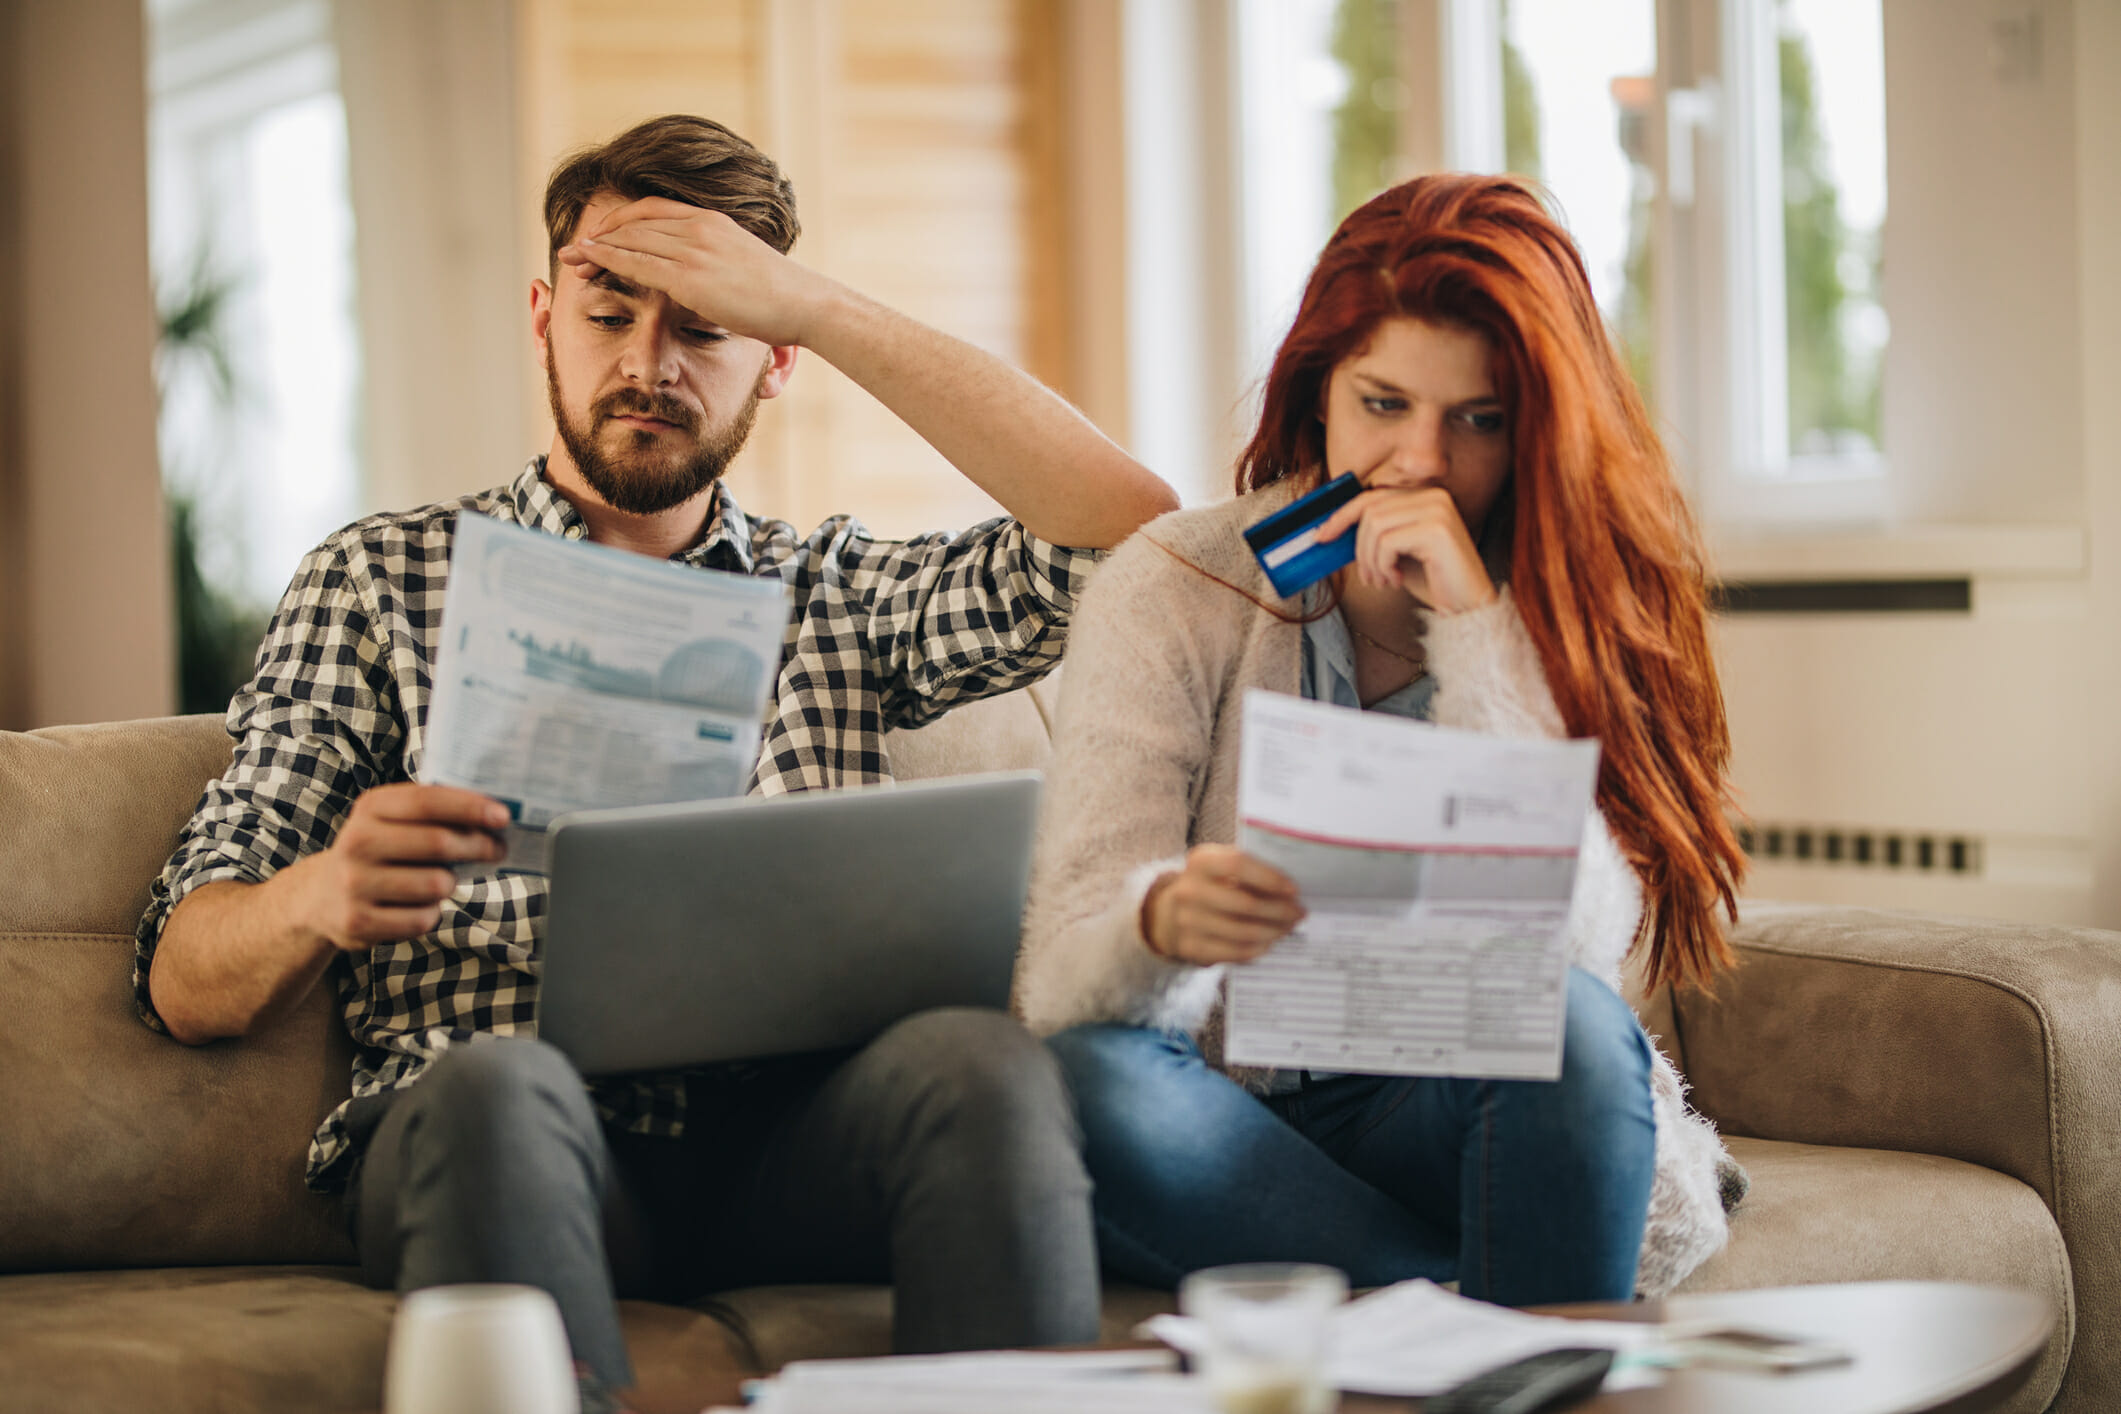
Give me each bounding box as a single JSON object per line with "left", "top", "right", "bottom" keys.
{"left": 152, "top": 784, "right": 508, "bottom": 1045}
{"left": 288, "top": 784, "right": 510, "bottom": 951}
{"left": 1141, "top": 844, "right": 1307, "bottom": 966}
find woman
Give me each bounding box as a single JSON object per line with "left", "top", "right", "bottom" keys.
{"left": 1014, "top": 174, "right": 1746, "bottom": 1305}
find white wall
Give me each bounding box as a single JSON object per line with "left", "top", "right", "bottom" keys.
{"left": 2077, "top": 0, "right": 2121, "bottom": 925}
{"left": 1718, "top": 0, "right": 2121, "bottom": 927}
{"left": 1882, "top": 0, "right": 2082, "bottom": 525}
{"left": 0, "top": 0, "right": 176, "bottom": 729}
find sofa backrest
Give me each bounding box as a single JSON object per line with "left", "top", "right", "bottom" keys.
{"left": 0, "top": 713, "right": 357, "bottom": 1271}
{"left": 0, "top": 682, "right": 1058, "bottom": 1274}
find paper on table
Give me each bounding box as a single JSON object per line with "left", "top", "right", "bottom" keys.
{"left": 727, "top": 1348, "right": 1206, "bottom": 1414}
{"left": 721, "top": 1379, "right": 1208, "bottom": 1414}
{"left": 422, "top": 514, "right": 790, "bottom": 872}
{"left": 1145, "top": 1279, "right": 1653, "bottom": 1398}
{"left": 1225, "top": 690, "right": 1601, "bottom": 1080}
{"left": 772, "top": 1349, "right": 1180, "bottom": 1384}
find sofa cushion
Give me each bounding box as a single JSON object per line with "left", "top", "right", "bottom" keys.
{"left": 0, "top": 931, "right": 354, "bottom": 1271}
{"left": 1676, "top": 925, "right": 2058, "bottom": 1208}
{"left": 0, "top": 714, "right": 234, "bottom": 936}
{"left": 0, "top": 715, "right": 357, "bottom": 1270}
{"left": 0, "top": 1266, "right": 753, "bottom": 1414}
{"left": 1680, "top": 1135, "right": 2070, "bottom": 1413}
{"left": 881, "top": 676, "right": 1057, "bottom": 782}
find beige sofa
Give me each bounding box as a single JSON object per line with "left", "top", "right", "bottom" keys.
{"left": 3, "top": 691, "right": 2115, "bottom": 1412}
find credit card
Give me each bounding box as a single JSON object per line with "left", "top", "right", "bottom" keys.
{"left": 1242, "top": 472, "right": 1363, "bottom": 598}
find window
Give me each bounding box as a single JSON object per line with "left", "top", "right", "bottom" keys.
{"left": 146, "top": 0, "right": 363, "bottom": 706}
{"left": 1229, "top": 0, "right": 1890, "bottom": 526}
{"left": 1676, "top": 0, "right": 1889, "bottom": 523}
{"left": 1495, "top": 0, "right": 1659, "bottom": 405}
{"left": 1235, "top": 0, "right": 1347, "bottom": 390}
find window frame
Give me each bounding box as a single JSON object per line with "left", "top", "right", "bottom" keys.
{"left": 1670, "top": 0, "right": 1892, "bottom": 528}
{"left": 1411, "top": 0, "right": 1895, "bottom": 525}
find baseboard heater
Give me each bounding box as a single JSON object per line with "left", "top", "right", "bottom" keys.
{"left": 1735, "top": 820, "right": 1983, "bottom": 875}
{"left": 1713, "top": 578, "right": 1972, "bottom": 614}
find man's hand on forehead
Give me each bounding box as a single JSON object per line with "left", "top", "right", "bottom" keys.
{"left": 559, "top": 196, "right": 830, "bottom": 350}
{"left": 573, "top": 261, "right": 722, "bottom": 332}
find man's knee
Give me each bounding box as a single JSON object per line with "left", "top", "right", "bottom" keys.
{"left": 407, "top": 1036, "right": 601, "bottom": 1158}
{"left": 863, "top": 1007, "right": 1080, "bottom": 1156}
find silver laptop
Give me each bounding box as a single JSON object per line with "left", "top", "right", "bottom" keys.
{"left": 536, "top": 771, "right": 1042, "bottom": 1076}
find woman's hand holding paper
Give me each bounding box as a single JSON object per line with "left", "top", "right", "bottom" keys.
{"left": 1142, "top": 844, "right": 1307, "bottom": 965}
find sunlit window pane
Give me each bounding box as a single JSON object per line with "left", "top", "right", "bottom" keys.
{"left": 1779, "top": 0, "right": 1887, "bottom": 459}
{"left": 249, "top": 96, "right": 360, "bottom": 606}
{"left": 1239, "top": 0, "right": 1350, "bottom": 384}
{"left": 146, "top": 0, "right": 362, "bottom": 711}
{"left": 1499, "top": 0, "right": 1659, "bottom": 407}
{"left": 1330, "top": 0, "right": 1402, "bottom": 221}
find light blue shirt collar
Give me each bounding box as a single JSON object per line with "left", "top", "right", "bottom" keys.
{"left": 1298, "top": 587, "right": 1435, "bottom": 720}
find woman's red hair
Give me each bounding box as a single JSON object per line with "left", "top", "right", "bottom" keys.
{"left": 1238, "top": 173, "right": 1743, "bottom": 990}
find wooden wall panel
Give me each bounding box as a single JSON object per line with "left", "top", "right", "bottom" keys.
{"left": 553, "top": 0, "right": 758, "bottom": 145}
{"left": 819, "top": 0, "right": 1029, "bottom": 536}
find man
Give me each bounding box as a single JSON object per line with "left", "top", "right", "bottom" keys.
{"left": 134, "top": 114, "right": 1176, "bottom": 1409}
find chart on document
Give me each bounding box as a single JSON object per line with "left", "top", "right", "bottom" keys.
{"left": 1222, "top": 691, "right": 1602, "bottom": 1081}
{"left": 422, "top": 514, "right": 790, "bottom": 871}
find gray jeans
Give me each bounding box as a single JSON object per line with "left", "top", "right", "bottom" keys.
{"left": 346, "top": 1008, "right": 1099, "bottom": 1388}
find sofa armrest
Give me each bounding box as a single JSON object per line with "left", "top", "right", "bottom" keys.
{"left": 1664, "top": 902, "right": 2121, "bottom": 1410}
{"left": 1667, "top": 903, "right": 2121, "bottom": 1210}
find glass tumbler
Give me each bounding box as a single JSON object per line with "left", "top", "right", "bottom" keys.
{"left": 1179, "top": 1262, "right": 1349, "bottom": 1414}
{"left": 383, "top": 1283, "right": 579, "bottom": 1414}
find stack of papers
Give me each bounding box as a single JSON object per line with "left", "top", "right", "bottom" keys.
{"left": 718, "top": 1282, "right": 1656, "bottom": 1411}
{"left": 722, "top": 1349, "right": 1204, "bottom": 1413}
{"left": 1146, "top": 1280, "right": 1654, "bottom": 1397}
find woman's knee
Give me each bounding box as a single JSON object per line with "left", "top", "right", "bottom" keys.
{"left": 1552, "top": 970, "right": 1654, "bottom": 1124}
{"left": 1048, "top": 1024, "right": 1275, "bottom": 1174}
{"left": 1046, "top": 1025, "right": 1207, "bottom": 1123}
{"left": 1046, "top": 1023, "right": 1195, "bottom": 1083}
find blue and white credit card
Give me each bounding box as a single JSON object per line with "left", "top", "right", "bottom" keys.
{"left": 1242, "top": 472, "right": 1363, "bottom": 599}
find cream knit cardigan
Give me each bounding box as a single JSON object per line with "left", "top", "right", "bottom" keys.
{"left": 1015, "top": 486, "right": 1732, "bottom": 1297}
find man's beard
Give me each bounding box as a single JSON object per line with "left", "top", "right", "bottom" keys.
{"left": 546, "top": 349, "right": 765, "bottom": 516}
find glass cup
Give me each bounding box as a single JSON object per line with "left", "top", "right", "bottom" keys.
{"left": 383, "top": 1283, "right": 580, "bottom": 1414}
{"left": 1179, "top": 1263, "right": 1349, "bottom": 1414}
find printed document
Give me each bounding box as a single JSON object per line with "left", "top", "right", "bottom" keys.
{"left": 1224, "top": 689, "right": 1601, "bottom": 1080}
{"left": 423, "top": 513, "right": 790, "bottom": 870}
{"left": 724, "top": 1350, "right": 1203, "bottom": 1414}
{"left": 1146, "top": 1279, "right": 1655, "bottom": 1397}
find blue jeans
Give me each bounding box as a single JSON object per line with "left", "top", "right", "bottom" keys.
{"left": 1045, "top": 967, "right": 1656, "bottom": 1306}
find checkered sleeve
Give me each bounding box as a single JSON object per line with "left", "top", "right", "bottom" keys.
{"left": 841, "top": 516, "right": 1099, "bottom": 730}
{"left": 132, "top": 534, "right": 404, "bottom": 1033}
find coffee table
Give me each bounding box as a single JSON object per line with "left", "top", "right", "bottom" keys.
{"left": 1341, "top": 1281, "right": 2055, "bottom": 1414}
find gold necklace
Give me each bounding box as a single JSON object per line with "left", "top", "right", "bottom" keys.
{"left": 1346, "top": 619, "right": 1425, "bottom": 669}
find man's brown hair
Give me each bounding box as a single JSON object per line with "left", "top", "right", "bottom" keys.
{"left": 543, "top": 114, "right": 800, "bottom": 275}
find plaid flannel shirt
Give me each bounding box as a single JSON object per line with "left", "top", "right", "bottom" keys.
{"left": 134, "top": 459, "right": 1097, "bottom": 1190}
